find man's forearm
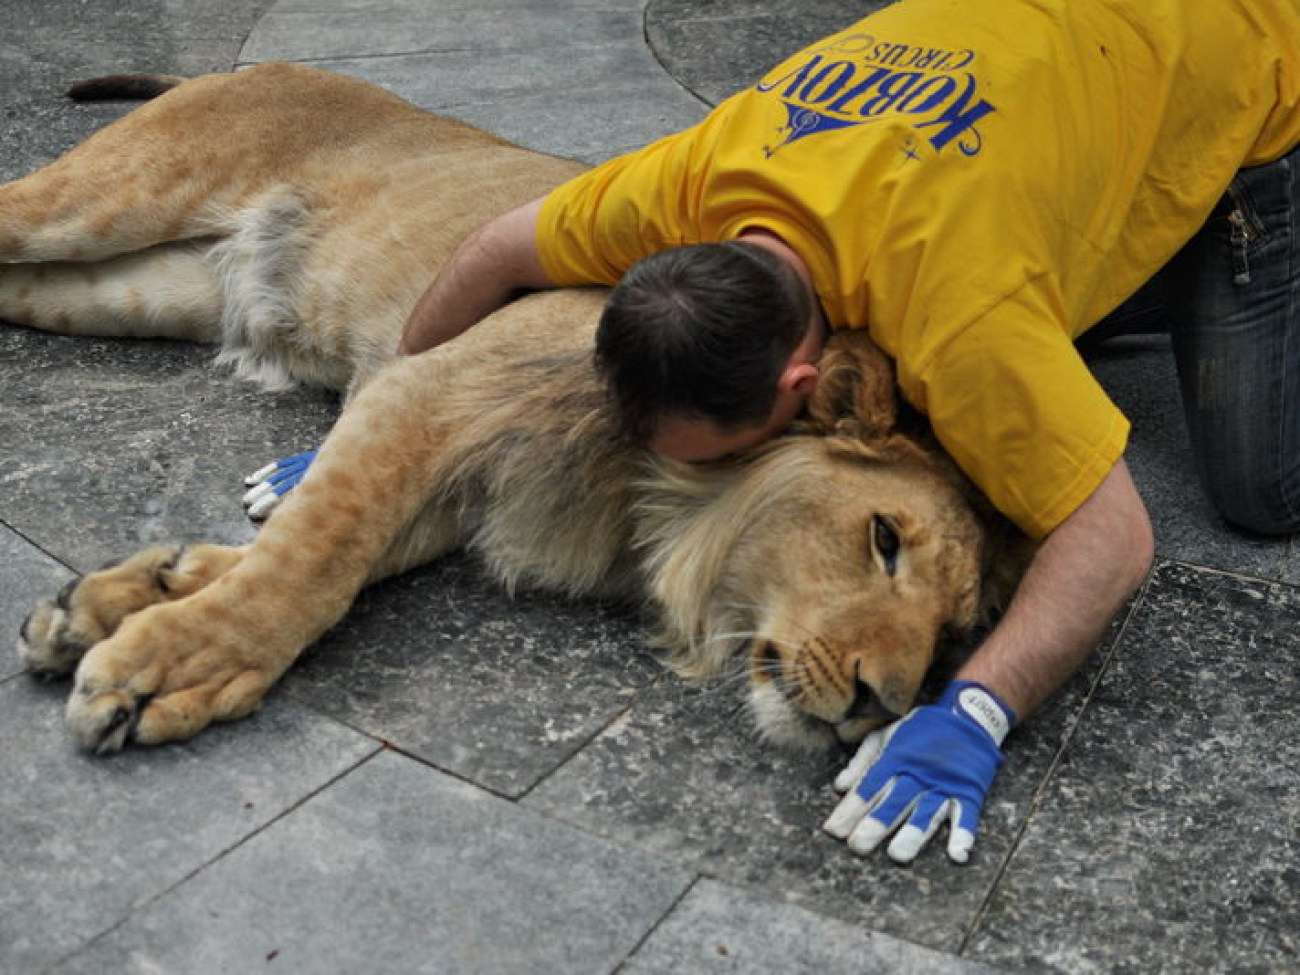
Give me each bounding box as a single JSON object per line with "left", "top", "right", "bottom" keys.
{"left": 398, "top": 232, "right": 517, "bottom": 354}
{"left": 397, "top": 196, "right": 553, "bottom": 356}
{"left": 958, "top": 457, "right": 1154, "bottom": 719}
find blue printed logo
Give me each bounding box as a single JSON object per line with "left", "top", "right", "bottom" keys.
{"left": 755, "top": 34, "right": 996, "bottom": 158}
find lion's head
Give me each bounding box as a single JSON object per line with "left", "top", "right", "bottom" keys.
{"left": 632, "top": 329, "right": 1018, "bottom": 749}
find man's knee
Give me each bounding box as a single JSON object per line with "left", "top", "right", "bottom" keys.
{"left": 1199, "top": 459, "right": 1300, "bottom": 535}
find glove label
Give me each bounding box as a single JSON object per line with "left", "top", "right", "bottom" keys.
{"left": 956, "top": 686, "right": 1011, "bottom": 746}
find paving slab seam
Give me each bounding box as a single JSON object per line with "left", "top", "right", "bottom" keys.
{"left": 235, "top": 46, "right": 640, "bottom": 67}
{"left": 281, "top": 698, "right": 660, "bottom": 806}
{"left": 43, "top": 743, "right": 384, "bottom": 973}
{"left": 609, "top": 873, "right": 706, "bottom": 973}
{"left": 291, "top": 715, "right": 535, "bottom": 802}
{"left": 0, "top": 517, "right": 80, "bottom": 579}
{"left": 635, "top": 6, "right": 715, "bottom": 111}
{"left": 1163, "top": 555, "right": 1298, "bottom": 590}
{"left": 511, "top": 681, "right": 668, "bottom": 802}
{"left": 234, "top": 40, "right": 693, "bottom": 68}
{"left": 954, "top": 562, "right": 1156, "bottom": 959}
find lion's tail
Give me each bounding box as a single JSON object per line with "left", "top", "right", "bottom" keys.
{"left": 66, "top": 74, "right": 187, "bottom": 102}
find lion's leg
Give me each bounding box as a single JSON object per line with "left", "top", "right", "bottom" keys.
{"left": 0, "top": 241, "right": 223, "bottom": 341}
{"left": 0, "top": 62, "right": 451, "bottom": 266}
{"left": 64, "top": 503, "right": 464, "bottom": 753}
{"left": 63, "top": 354, "right": 473, "bottom": 753}
{"left": 18, "top": 543, "right": 244, "bottom": 678}
{"left": 0, "top": 70, "right": 294, "bottom": 265}
{"left": 366, "top": 504, "right": 464, "bottom": 584}
{"left": 0, "top": 121, "right": 235, "bottom": 265}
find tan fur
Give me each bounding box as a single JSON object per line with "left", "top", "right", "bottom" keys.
{"left": 6, "top": 63, "right": 1021, "bottom": 755}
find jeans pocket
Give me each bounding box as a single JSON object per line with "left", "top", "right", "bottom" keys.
{"left": 1225, "top": 178, "right": 1271, "bottom": 285}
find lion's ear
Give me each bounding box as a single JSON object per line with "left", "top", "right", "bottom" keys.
{"left": 805, "top": 330, "right": 898, "bottom": 438}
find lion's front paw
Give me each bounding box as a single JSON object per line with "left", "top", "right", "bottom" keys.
{"left": 18, "top": 581, "right": 97, "bottom": 679}
{"left": 65, "top": 683, "right": 152, "bottom": 755}
{"left": 18, "top": 544, "right": 245, "bottom": 684}
{"left": 65, "top": 604, "right": 279, "bottom": 755}
{"left": 17, "top": 546, "right": 196, "bottom": 680}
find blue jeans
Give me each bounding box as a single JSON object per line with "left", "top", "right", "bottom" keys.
{"left": 1095, "top": 142, "right": 1300, "bottom": 535}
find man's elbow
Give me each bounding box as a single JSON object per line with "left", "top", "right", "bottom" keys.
{"left": 1121, "top": 498, "right": 1156, "bottom": 597}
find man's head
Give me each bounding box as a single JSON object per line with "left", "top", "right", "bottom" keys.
{"left": 594, "top": 238, "right": 824, "bottom": 461}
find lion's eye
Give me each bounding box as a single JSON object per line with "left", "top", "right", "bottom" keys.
{"left": 872, "top": 515, "right": 901, "bottom": 576}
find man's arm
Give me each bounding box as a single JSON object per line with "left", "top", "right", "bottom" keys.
{"left": 958, "top": 455, "right": 1154, "bottom": 715}
{"left": 826, "top": 457, "right": 1154, "bottom": 863}
{"left": 398, "top": 195, "right": 555, "bottom": 356}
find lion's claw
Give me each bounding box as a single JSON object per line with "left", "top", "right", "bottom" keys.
{"left": 16, "top": 550, "right": 187, "bottom": 680}
{"left": 66, "top": 685, "right": 146, "bottom": 754}
{"left": 18, "top": 589, "right": 96, "bottom": 678}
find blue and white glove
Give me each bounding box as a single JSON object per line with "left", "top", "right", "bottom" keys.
{"left": 242, "top": 449, "right": 318, "bottom": 521}
{"left": 823, "top": 679, "right": 1014, "bottom": 864}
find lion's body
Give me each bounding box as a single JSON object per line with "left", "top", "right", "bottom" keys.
{"left": 6, "top": 63, "right": 1006, "bottom": 755}
{"left": 0, "top": 62, "right": 586, "bottom": 391}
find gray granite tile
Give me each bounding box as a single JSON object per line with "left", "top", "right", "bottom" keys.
{"left": 967, "top": 562, "right": 1300, "bottom": 974}
{"left": 625, "top": 877, "right": 1012, "bottom": 974}
{"left": 270, "top": 0, "right": 641, "bottom": 11}
{"left": 241, "top": 6, "right": 646, "bottom": 63}
{"left": 1282, "top": 540, "right": 1300, "bottom": 584}
{"left": 522, "top": 634, "right": 1113, "bottom": 955}
{"left": 285, "top": 54, "right": 708, "bottom": 163}
{"left": 282, "top": 553, "right": 662, "bottom": 797}
{"left": 54, "top": 749, "right": 694, "bottom": 975}
{"left": 1085, "top": 337, "right": 1290, "bottom": 580}
{"left": 0, "top": 327, "right": 333, "bottom": 574}
{"left": 0, "top": 676, "right": 378, "bottom": 973}
{"left": 1, "top": 0, "right": 274, "bottom": 180}
{"left": 0, "top": 527, "right": 75, "bottom": 680}
{"left": 645, "top": 0, "right": 893, "bottom": 105}
{"left": 422, "top": 88, "right": 708, "bottom": 165}
{"left": 292, "top": 47, "right": 679, "bottom": 111}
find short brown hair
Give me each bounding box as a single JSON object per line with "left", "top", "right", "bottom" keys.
{"left": 594, "top": 241, "right": 812, "bottom": 441}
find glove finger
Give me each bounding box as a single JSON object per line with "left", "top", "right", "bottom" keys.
{"left": 846, "top": 779, "right": 921, "bottom": 856}
{"left": 266, "top": 465, "right": 306, "bottom": 488}
{"left": 244, "top": 450, "right": 317, "bottom": 487}
{"left": 947, "top": 824, "right": 977, "bottom": 865}
{"left": 823, "top": 791, "right": 871, "bottom": 839}
{"left": 244, "top": 461, "right": 279, "bottom": 486}
{"left": 833, "top": 724, "right": 891, "bottom": 793}
{"left": 846, "top": 815, "right": 893, "bottom": 856}
{"left": 242, "top": 480, "right": 275, "bottom": 508}
{"left": 946, "top": 799, "right": 978, "bottom": 864}
{"left": 886, "top": 795, "right": 950, "bottom": 865}
{"left": 246, "top": 491, "right": 282, "bottom": 522}
{"left": 827, "top": 761, "right": 901, "bottom": 839}
{"left": 838, "top": 718, "right": 911, "bottom": 795}
{"left": 279, "top": 451, "right": 317, "bottom": 472}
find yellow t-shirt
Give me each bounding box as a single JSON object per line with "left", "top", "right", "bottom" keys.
{"left": 536, "top": 0, "right": 1300, "bottom": 538}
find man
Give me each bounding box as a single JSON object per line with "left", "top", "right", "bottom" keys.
{"left": 246, "top": 0, "right": 1300, "bottom": 864}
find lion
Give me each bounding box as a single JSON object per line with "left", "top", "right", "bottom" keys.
{"left": 3, "top": 62, "right": 1014, "bottom": 756}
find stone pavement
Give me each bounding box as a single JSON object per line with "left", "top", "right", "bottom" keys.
{"left": 1, "top": 0, "right": 1297, "bottom": 971}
